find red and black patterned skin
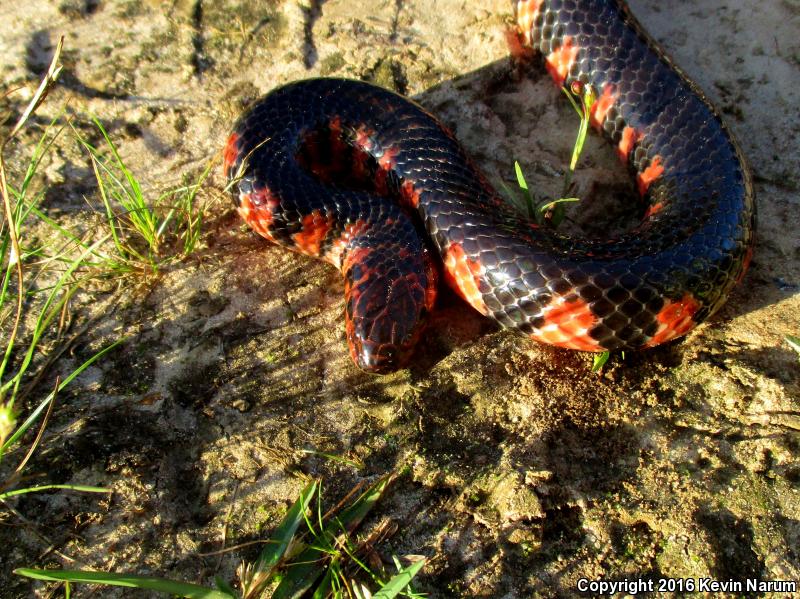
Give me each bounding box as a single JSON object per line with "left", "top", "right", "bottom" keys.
{"left": 224, "top": 0, "right": 755, "bottom": 373}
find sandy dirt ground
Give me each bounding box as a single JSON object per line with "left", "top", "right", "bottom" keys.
{"left": 1, "top": 0, "right": 799, "bottom": 597}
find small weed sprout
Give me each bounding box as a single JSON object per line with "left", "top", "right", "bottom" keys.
{"left": 591, "top": 350, "right": 610, "bottom": 373}
{"left": 511, "top": 80, "right": 595, "bottom": 227}
{"left": 510, "top": 82, "right": 614, "bottom": 370}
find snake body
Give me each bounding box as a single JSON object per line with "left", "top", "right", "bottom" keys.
{"left": 224, "top": 0, "right": 755, "bottom": 373}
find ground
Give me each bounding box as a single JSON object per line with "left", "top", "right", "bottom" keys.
{"left": 1, "top": 0, "right": 799, "bottom": 597}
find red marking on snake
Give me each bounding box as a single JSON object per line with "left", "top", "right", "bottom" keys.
{"left": 326, "top": 220, "right": 370, "bottom": 268}
{"left": 352, "top": 126, "right": 375, "bottom": 178}
{"left": 530, "top": 295, "right": 600, "bottom": 351}
{"left": 376, "top": 147, "right": 400, "bottom": 195}
{"left": 422, "top": 250, "right": 438, "bottom": 312}
{"left": 342, "top": 246, "right": 375, "bottom": 364}
{"left": 401, "top": 179, "right": 421, "bottom": 209}
{"left": 644, "top": 293, "right": 701, "bottom": 347}
{"left": 545, "top": 36, "right": 580, "bottom": 85}
{"left": 342, "top": 247, "right": 372, "bottom": 289}
{"left": 505, "top": 27, "right": 534, "bottom": 60}
{"left": 237, "top": 190, "right": 277, "bottom": 241}
{"left": 736, "top": 244, "right": 754, "bottom": 284}
{"left": 354, "top": 126, "right": 374, "bottom": 150}
{"left": 644, "top": 202, "right": 664, "bottom": 218}
{"left": 329, "top": 116, "right": 344, "bottom": 147}
{"left": 515, "top": 0, "right": 543, "bottom": 45}
{"left": 223, "top": 133, "right": 239, "bottom": 178}
{"left": 293, "top": 210, "right": 334, "bottom": 256}
{"left": 444, "top": 243, "right": 488, "bottom": 315}
{"left": 637, "top": 156, "right": 664, "bottom": 196}
{"left": 617, "top": 125, "right": 642, "bottom": 162}
{"left": 379, "top": 146, "right": 399, "bottom": 170}
{"left": 590, "top": 84, "right": 618, "bottom": 130}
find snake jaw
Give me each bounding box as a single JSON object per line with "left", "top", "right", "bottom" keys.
{"left": 346, "top": 332, "right": 416, "bottom": 375}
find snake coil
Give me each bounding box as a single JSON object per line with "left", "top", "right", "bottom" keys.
{"left": 224, "top": 0, "right": 755, "bottom": 373}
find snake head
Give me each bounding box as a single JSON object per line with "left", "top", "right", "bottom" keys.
{"left": 342, "top": 241, "right": 438, "bottom": 374}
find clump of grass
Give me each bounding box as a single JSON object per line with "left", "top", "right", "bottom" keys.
{"left": 2, "top": 35, "right": 220, "bottom": 598}
{"left": 64, "top": 118, "right": 214, "bottom": 279}
{"left": 16, "top": 474, "right": 426, "bottom": 598}
{"left": 0, "top": 39, "right": 118, "bottom": 503}
{"left": 2, "top": 38, "right": 215, "bottom": 490}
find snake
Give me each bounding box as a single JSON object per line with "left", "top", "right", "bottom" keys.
{"left": 223, "top": 0, "right": 755, "bottom": 373}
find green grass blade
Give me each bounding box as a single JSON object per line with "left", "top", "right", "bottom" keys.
{"left": 1, "top": 338, "right": 124, "bottom": 453}
{"left": 310, "top": 558, "right": 337, "bottom": 599}
{"left": 255, "top": 480, "right": 318, "bottom": 572}
{"left": 538, "top": 197, "right": 580, "bottom": 213}
{"left": 0, "top": 484, "right": 110, "bottom": 500}
{"left": 155, "top": 205, "right": 177, "bottom": 240}
{"left": 0, "top": 266, "right": 18, "bottom": 386}
{"left": 568, "top": 87, "right": 592, "bottom": 173}
{"left": 572, "top": 115, "right": 589, "bottom": 171}
{"left": 240, "top": 480, "right": 319, "bottom": 599}
{"left": 90, "top": 117, "right": 154, "bottom": 234}
{"left": 334, "top": 473, "right": 392, "bottom": 533}
{"left": 786, "top": 335, "right": 800, "bottom": 359}
{"left": 159, "top": 162, "right": 213, "bottom": 257}
{"left": 34, "top": 208, "right": 132, "bottom": 276}
{"left": 31, "top": 207, "right": 123, "bottom": 270}
{"left": 0, "top": 285, "right": 76, "bottom": 400}
{"left": 214, "top": 576, "right": 237, "bottom": 597}
{"left": 0, "top": 65, "right": 64, "bottom": 409}
{"left": 272, "top": 474, "right": 394, "bottom": 599}
{"left": 88, "top": 155, "right": 127, "bottom": 259}
{"left": 513, "top": 161, "right": 536, "bottom": 220}
{"left": 16, "top": 119, "right": 65, "bottom": 205}
{"left": 13, "top": 569, "right": 234, "bottom": 599}
{"left": 372, "top": 558, "right": 426, "bottom": 599}
{"left": 69, "top": 119, "right": 210, "bottom": 273}
{"left": 514, "top": 161, "right": 528, "bottom": 191}
{"left": 179, "top": 165, "right": 213, "bottom": 256}
{"left": 561, "top": 85, "right": 583, "bottom": 118}
{"left": 71, "top": 121, "right": 157, "bottom": 267}
{"left": 1, "top": 236, "right": 111, "bottom": 403}
{"left": 592, "top": 351, "right": 610, "bottom": 373}
{"left": 270, "top": 541, "right": 330, "bottom": 599}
